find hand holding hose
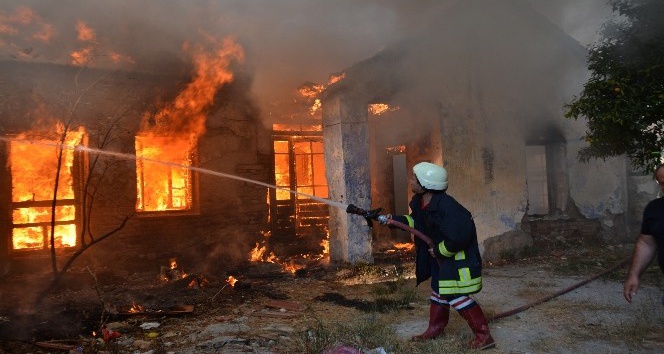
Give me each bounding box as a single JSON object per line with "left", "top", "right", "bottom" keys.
{"left": 346, "top": 204, "right": 442, "bottom": 267}
{"left": 376, "top": 214, "right": 392, "bottom": 225}
{"left": 346, "top": 204, "right": 435, "bottom": 247}
{"left": 346, "top": 204, "right": 383, "bottom": 227}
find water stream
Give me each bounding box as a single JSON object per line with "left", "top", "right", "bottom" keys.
{"left": 1, "top": 137, "right": 349, "bottom": 211}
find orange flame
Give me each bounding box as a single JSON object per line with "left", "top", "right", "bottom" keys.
{"left": 161, "top": 258, "right": 186, "bottom": 281}
{"left": 135, "top": 37, "right": 243, "bottom": 212}
{"left": 139, "top": 37, "right": 244, "bottom": 140}
{"left": 320, "top": 236, "right": 330, "bottom": 256}
{"left": 386, "top": 145, "right": 406, "bottom": 154}
{"left": 250, "top": 242, "right": 278, "bottom": 263}
{"left": 393, "top": 242, "right": 414, "bottom": 251}
{"left": 227, "top": 276, "right": 237, "bottom": 287}
{"left": 70, "top": 47, "right": 93, "bottom": 65}
{"left": 298, "top": 83, "right": 324, "bottom": 98}
{"left": 10, "top": 123, "right": 84, "bottom": 250}
{"left": 249, "top": 242, "right": 265, "bottom": 262}
{"left": 75, "top": 20, "right": 96, "bottom": 42}
{"left": 128, "top": 301, "right": 144, "bottom": 313}
{"left": 310, "top": 98, "right": 322, "bottom": 116}
{"left": 368, "top": 103, "right": 399, "bottom": 116}
{"left": 0, "top": 6, "right": 53, "bottom": 43}
{"left": 282, "top": 262, "right": 303, "bottom": 274}
{"left": 188, "top": 275, "right": 209, "bottom": 289}
{"left": 1, "top": 7, "right": 35, "bottom": 31}
{"left": 135, "top": 137, "right": 193, "bottom": 211}
{"left": 328, "top": 72, "right": 345, "bottom": 85}
{"left": 68, "top": 20, "right": 98, "bottom": 65}
{"left": 248, "top": 227, "right": 329, "bottom": 273}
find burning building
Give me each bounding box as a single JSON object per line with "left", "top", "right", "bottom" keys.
{"left": 7, "top": 0, "right": 663, "bottom": 350}
{"left": 0, "top": 0, "right": 658, "bottom": 279}
{"left": 321, "top": 0, "right": 657, "bottom": 263}
{"left": 0, "top": 46, "right": 281, "bottom": 273}
{"left": 0, "top": 35, "right": 330, "bottom": 275}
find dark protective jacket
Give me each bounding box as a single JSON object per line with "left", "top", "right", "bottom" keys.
{"left": 393, "top": 191, "right": 483, "bottom": 295}
{"left": 641, "top": 196, "right": 664, "bottom": 273}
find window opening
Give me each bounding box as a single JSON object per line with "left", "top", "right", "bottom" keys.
{"left": 270, "top": 125, "right": 329, "bottom": 252}
{"left": 294, "top": 140, "right": 328, "bottom": 199}
{"left": 135, "top": 136, "right": 194, "bottom": 212}
{"left": 274, "top": 140, "right": 291, "bottom": 200}
{"left": 9, "top": 127, "right": 85, "bottom": 251}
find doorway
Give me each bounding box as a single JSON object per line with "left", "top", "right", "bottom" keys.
{"left": 271, "top": 125, "right": 329, "bottom": 255}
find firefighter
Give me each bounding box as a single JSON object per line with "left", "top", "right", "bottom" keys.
{"left": 380, "top": 161, "right": 495, "bottom": 350}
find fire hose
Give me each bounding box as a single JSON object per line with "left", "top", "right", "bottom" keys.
{"left": 488, "top": 256, "right": 630, "bottom": 321}
{"left": 346, "top": 204, "right": 443, "bottom": 268}
{"left": 346, "top": 203, "right": 630, "bottom": 322}
{"left": 346, "top": 204, "right": 435, "bottom": 247}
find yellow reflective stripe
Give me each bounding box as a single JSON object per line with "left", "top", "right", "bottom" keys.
{"left": 439, "top": 282, "right": 482, "bottom": 295}
{"left": 404, "top": 215, "right": 414, "bottom": 228}
{"left": 458, "top": 267, "right": 471, "bottom": 282}
{"left": 438, "top": 241, "right": 455, "bottom": 258}
{"left": 455, "top": 250, "right": 466, "bottom": 260}
{"left": 438, "top": 275, "right": 483, "bottom": 295}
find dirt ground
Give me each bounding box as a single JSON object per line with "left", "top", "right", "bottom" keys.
{"left": 1, "top": 244, "right": 663, "bottom": 354}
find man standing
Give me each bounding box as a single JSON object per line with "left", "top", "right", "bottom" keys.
{"left": 624, "top": 164, "right": 664, "bottom": 303}
{"left": 382, "top": 162, "right": 495, "bottom": 350}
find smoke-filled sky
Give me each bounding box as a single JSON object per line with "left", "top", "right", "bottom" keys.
{"left": 0, "top": 0, "right": 614, "bottom": 116}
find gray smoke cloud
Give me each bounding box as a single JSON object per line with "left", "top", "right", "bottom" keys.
{"left": 527, "top": 0, "right": 614, "bottom": 46}
{"left": 0, "top": 0, "right": 614, "bottom": 119}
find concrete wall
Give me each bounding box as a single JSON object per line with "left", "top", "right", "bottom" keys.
{"left": 323, "top": 0, "right": 638, "bottom": 262}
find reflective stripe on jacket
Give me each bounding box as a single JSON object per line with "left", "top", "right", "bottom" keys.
{"left": 393, "top": 192, "right": 483, "bottom": 295}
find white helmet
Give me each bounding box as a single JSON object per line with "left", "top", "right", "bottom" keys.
{"left": 413, "top": 162, "right": 448, "bottom": 190}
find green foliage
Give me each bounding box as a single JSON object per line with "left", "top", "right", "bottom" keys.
{"left": 564, "top": 0, "right": 664, "bottom": 171}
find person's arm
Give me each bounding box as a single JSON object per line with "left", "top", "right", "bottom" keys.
{"left": 623, "top": 234, "right": 657, "bottom": 303}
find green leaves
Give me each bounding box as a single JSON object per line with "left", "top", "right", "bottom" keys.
{"left": 564, "top": 0, "right": 664, "bottom": 172}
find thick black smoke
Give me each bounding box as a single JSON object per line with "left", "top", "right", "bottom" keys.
{"left": 0, "top": 0, "right": 612, "bottom": 122}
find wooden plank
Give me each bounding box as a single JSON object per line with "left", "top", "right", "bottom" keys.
{"left": 12, "top": 199, "right": 76, "bottom": 208}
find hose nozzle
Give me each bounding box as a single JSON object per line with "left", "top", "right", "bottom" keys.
{"left": 346, "top": 204, "right": 383, "bottom": 227}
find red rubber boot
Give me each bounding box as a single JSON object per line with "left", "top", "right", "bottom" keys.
{"left": 411, "top": 303, "right": 450, "bottom": 341}
{"left": 458, "top": 304, "right": 496, "bottom": 350}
